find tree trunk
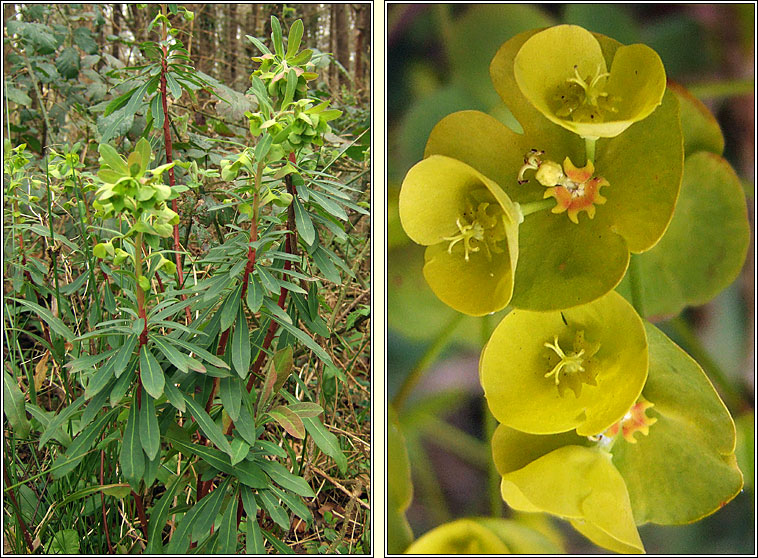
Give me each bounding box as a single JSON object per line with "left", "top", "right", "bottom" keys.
{"left": 354, "top": 4, "right": 370, "bottom": 97}
{"left": 112, "top": 4, "right": 121, "bottom": 61}
{"left": 226, "top": 4, "right": 238, "bottom": 87}
{"left": 332, "top": 4, "right": 349, "bottom": 92}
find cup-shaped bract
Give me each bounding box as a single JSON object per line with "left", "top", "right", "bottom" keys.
{"left": 399, "top": 155, "right": 521, "bottom": 316}
{"left": 489, "top": 323, "right": 743, "bottom": 554}
{"left": 481, "top": 291, "right": 648, "bottom": 436}
{"left": 514, "top": 25, "right": 666, "bottom": 139}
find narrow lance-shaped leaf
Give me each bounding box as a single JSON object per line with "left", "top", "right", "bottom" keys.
{"left": 184, "top": 395, "right": 233, "bottom": 457}
{"left": 219, "top": 376, "right": 242, "bottom": 422}
{"left": 147, "top": 475, "right": 186, "bottom": 553}
{"left": 231, "top": 303, "right": 251, "bottom": 379}
{"left": 211, "top": 487, "right": 239, "bottom": 554}
{"left": 152, "top": 336, "right": 189, "bottom": 373}
{"left": 269, "top": 405, "right": 305, "bottom": 439}
{"left": 38, "top": 395, "right": 85, "bottom": 449}
{"left": 3, "top": 371, "right": 31, "bottom": 438}
{"left": 12, "top": 298, "right": 75, "bottom": 341}
{"left": 140, "top": 346, "right": 165, "bottom": 399}
{"left": 272, "top": 346, "right": 294, "bottom": 393}
{"left": 120, "top": 398, "right": 145, "bottom": 489}
{"left": 293, "top": 195, "right": 315, "bottom": 246}
{"left": 113, "top": 334, "right": 138, "bottom": 378}
{"left": 302, "top": 416, "right": 347, "bottom": 474}
{"left": 139, "top": 390, "right": 160, "bottom": 460}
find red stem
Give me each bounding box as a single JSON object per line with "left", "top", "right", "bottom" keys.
{"left": 3, "top": 468, "right": 35, "bottom": 553}
{"left": 160, "top": 19, "right": 191, "bottom": 324}
{"left": 131, "top": 490, "right": 149, "bottom": 540}
{"left": 101, "top": 449, "right": 115, "bottom": 554}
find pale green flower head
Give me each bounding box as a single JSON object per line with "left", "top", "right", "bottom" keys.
{"left": 399, "top": 154, "right": 521, "bottom": 316}
{"left": 514, "top": 24, "right": 666, "bottom": 139}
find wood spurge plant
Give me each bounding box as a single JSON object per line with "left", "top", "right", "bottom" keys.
{"left": 395, "top": 23, "right": 748, "bottom": 555}
{"left": 4, "top": 5, "right": 369, "bottom": 554}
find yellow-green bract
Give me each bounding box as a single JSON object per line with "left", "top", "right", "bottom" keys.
{"left": 490, "top": 323, "right": 742, "bottom": 554}
{"left": 480, "top": 291, "right": 648, "bottom": 436}
{"left": 399, "top": 155, "right": 521, "bottom": 316}
{"left": 513, "top": 24, "right": 666, "bottom": 139}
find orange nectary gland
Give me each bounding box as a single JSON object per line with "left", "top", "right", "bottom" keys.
{"left": 605, "top": 399, "right": 657, "bottom": 444}
{"left": 544, "top": 159, "right": 608, "bottom": 224}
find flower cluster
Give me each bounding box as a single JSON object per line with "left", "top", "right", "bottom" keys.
{"left": 399, "top": 24, "right": 744, "bottom": 554}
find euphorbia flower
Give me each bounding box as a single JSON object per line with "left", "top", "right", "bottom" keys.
{"left": 513, "top": 25, "right": 666, "bottom": 139}
{"left": 399, "top": 154, "right": 521, "bottom": 316}
{"left": 420, "top": 27, "right": 682, "bottom": 311}
{"left": 489, "top": 323, "right": 743, "bottom": 554}
{"left": 480, "top": 291, "right": 648, "bottom": 436}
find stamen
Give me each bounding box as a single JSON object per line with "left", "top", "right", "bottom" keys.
{"left": 544, "top": 336, "right": 586, "bottom": 385}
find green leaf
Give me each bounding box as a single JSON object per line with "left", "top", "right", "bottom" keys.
{"left": 270, "top": 486, "right": 312, "bottom": 525}
{"left": 263, "top": 297, "right": 292, "bottom": 325}
{"left": 170, "top": 338, "right": 231, "bottom": 370}
{"left": 288, "top": 402, "right": 323, "bottom": 418}
{"left": 98, "top": 142, "right": 128, "bottom": 174}
{"left": 5, "top": 84, "right": 32, "bottom": 106}
{"left": 269, "top": 405, "right": 305, "bottom": 439}
{"left": 272, "top": 346, "right": 293, "bottom": 393}
{"left": 285, "top": 19, "right": 303, "bottom": 59}
{"left": 44, "top": 529, "right": 79, "bottom": 554}
{"left": 3, "top": 370, "right": 31, "bottom": 438}
{"left": 611, "top": 323, "right": 743, "bottom": 525}
{"left": 302, "top": 416, "right": 347, "bottom": 473}
{"left": 166, "top": 477, "right": 230, "bottom": 554}
{"left": 147, "top": 475, "right": 187, "bottom": 553}
{"left": 12, "top": 298, "right": 75, "bottom": 341}
{"left": 152, "top": 336, "right": 189, "bottom": 373}
{"left": 184, "top": 395, "right": 233, "bottom": 457}
{"left": 246, "top": 275, "right": 263, "bottom": 313}
{"left": 229, "top": 438, "right": 249, "bottom": 466}
{"left": 55, "top": 47, "right": 80, "bottom": 79}
{"left": 669, "top": 82, "right": 724, "bottom": 157}
{"left": 120, "top": 399, "right": 145, "bottom": 489}
{"left": 293, "top": 195, "right": 315, "bottom": 245}
{"left": 52, "top": 409, "right": 117, "bottom": 479}
{"left": 104, "top": 86, "right": 139, "bottom": 117}
{"left": 282, "top": 68, "right": 297, "bottom": 107}
{"left": 235, "top": 398, "right": 258, "bottom": 447}
{"left": 616, "top": 152, "right": 750, "bottom": 318}
{"left": 84, "top": 354, "right": 116, "bottom": 399}
{"left": 258, "top": 488, "right": 290, "bottom": 530}
{"left": 139, "top": 392, "right": 161, "bottom": 460}
{"left": 242, "top": 489, "right": 265, "bottom": 553}
{"left": 110, "top": 360, "right": 136, "bottom": 407}
{"left": 113, "top": 334, "right": 138, "bottom": 378}
{"left": 190, "top": 477, "right": 229, "bottom": 540}
{"left": 388, "top": 405, "right": 414, "bottom": 553}
{"left": 311, "top": 246, "right": 341, "bottom": 285}
{"left": 219, "top": 376, "right": 242, "bottom": 422}
{"left": 165, "top": 71, "right": 182, "bottom": 101}
{"left": 271, "top": 16, "right": 284, "bottom": 58}
{"left": 258, "top": 459, "right": 315, "bottom": 498}
{"left": 163, "top": 379, "right": 186, "bottom": 412}
{"left": 210, "top": 488, "right": 239, "bottom": 554}
{"left": 39, "top": 395, "right": 85, "bottom": 449}
{"left": 166, "top": 436, "right": 267, "bottom": 488}
{"left": 140, "top": 346, "right": 165, "bottom": 399}
{"left": 231, "top": 303, "right": 251, "bottom": 379}
{"left": 256, "top": 265, "right": 280, "bottom": 295}
{"left": 246, "top": 34, "right": 272, "bottom": 56}
{"left": 73, "top": 26, "right": 98, "bottom": 54}
{"left": 219, "top": 283, "right": 242, "bottom": 332}
{"left": 272, "top": 318, "right": 332, "bottom": 366}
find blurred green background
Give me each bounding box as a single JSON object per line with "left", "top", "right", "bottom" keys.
{"left": 387, "top": 4, "right": 754, "bottom": 554}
